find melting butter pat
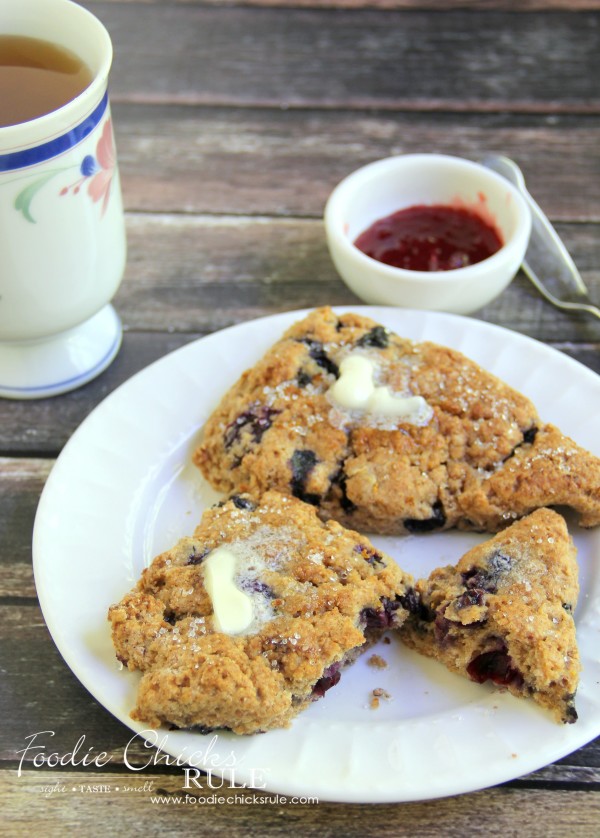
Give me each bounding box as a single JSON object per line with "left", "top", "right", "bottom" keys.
{"left": 328, "top": 354, "right": 432, "bottom": 423}
{"left": 203, "top": 546, "right": 253, "bottom": 635}
{"left": 328, "top": 354, "right": 374, "bottom": 409}
{"left": 367, "top": 385, "right": 428, "bottom": 418}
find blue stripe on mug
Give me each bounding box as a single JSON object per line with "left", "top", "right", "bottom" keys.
{"left": 0, "top": 91, "right": 109, "bottom": 173}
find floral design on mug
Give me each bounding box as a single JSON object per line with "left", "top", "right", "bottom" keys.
{"left": 13, "top": 118, "right": 116, "bottom": 223}
{"left": 61, "top": 120, "right": 115, "bottom": 215}
{"left": 14, "top": 169, "right": 68, "bottom": 223}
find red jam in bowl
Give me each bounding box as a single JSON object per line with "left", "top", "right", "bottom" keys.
{"left": 354, "top": 204, "right": 503, "bottom": 272}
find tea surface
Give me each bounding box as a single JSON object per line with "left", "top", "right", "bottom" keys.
{"left": 0, "top": 35, "right": 93, "bottom": 127}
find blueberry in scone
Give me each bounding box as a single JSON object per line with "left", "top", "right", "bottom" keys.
{"left": 194, "top": 307, "right": 600, "bottom": 535}
{"left": 108, "top": 491, "right": 413, "bottom": 734}
{"left": 398, "top": 508, "right": 580, "bottom": 723}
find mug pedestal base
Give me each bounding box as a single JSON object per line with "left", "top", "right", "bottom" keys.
{"left": 0, "top": 304, "right": 122, "bottom": 399}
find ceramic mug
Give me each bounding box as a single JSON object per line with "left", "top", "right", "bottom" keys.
{"left": 0, "top": 0, "right": 126, "bottom": 398}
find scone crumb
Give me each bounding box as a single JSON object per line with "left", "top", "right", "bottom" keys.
{"left": 370, "top": 687, "right": 391, "bottom": 709}
{"left": 368, "top": 654, "right": 388, "bottom": 669}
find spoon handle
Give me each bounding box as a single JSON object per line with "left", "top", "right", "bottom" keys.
{"left": 482, "top": 155, "right": 600, "bottom": 320}
{"left": 524, "top": 266, "right": 600, "bottom": 320}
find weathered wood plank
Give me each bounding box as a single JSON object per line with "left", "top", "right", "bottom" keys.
{"left": 0, "top": 330, "right": 598, "bottom": 456}
{"left": 0, "top": 332, "right": 194, "bottom": 456}
{"left": 115, "top": 215, "right": 357, "bottom": 330}
{"left": 115, "top": 214, "right": 600, "bottom": 342}
{"left": 81, "top": 4, "right": 600, "bottom": 111}
{"left": 0, "top": 460, "right": 52, "bottom": 599}
{"left": 0, "top": 329, "right": 597, "bottom": 461}
{"left": 4, "top": 769, "right": 600, "bottom": 835}
{"left": 0, "top": 605, "right": 160, "bottom": 766}
{"left": 112, "top": 104, "right": 600, "bottom": 221}
{"left": 0, "top": 253, "right": 598, "bottom": 456}
{"left": 101, "top": 1, "right": 600, "bottom": 11}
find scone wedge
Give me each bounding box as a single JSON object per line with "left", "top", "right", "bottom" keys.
{"left": 194, "top": 307, "right": 600, "bottom": 535}
{"left": 108, "top": 491, "right": 413, "bottom": 734}
{"left": 398, "top": 508, "right": 580, "bottom": 723}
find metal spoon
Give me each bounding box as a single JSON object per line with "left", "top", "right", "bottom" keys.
{"left": 481, "top": 154, "right": 600, "bottom": 320}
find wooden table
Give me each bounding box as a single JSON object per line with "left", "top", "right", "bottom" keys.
{"left": 3, "top": 1, "right": 600, "bottom": 834}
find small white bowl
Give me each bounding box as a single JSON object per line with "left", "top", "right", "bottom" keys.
{"left": 324, "top": 153, "right": 532, "bottom": 315}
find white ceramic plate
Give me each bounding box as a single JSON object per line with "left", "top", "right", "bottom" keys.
{"left": 33, "top": 307, "right": 600, "bottom": 803}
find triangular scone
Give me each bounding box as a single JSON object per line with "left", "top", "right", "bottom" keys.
{"left": 194, "top": 307, "right": 600, "bottom": 535}
{"left": 398, "top": 508, "right": 580, "bottom": 723}
{"left": 108, "top": 491, "right": 413, "bottom": 735}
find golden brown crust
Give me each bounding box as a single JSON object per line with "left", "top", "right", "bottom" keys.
{"left": 398, "top": 508, "right": 580, "bottom": 723}
{"left": 108, "top": 491, "right": 413, "bottom": 734}
{"left": 194, "top": 307, "right": 600, "bottom": 535}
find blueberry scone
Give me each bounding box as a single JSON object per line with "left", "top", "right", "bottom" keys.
{"left": 194, "top": 307, "right": 600, "bottom": 535}
{"left": 399, "top": 508, "right": 580, "bottom": 723}
{"left": 108, "top": 491, "right": 413, "bottom": 734}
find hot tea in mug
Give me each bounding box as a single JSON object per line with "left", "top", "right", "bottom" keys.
{"left": 0, "top": 35, "right": 93, "bottom": 127}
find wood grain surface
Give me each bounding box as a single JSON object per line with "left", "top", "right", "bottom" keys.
{"left": 93, "top": 4, "right": 600, "bottom": 110}
{"left": 2, "top": 0, "right": 599, "bottom": 834}
{"left": 4, "top": 770, "right": 600, "bottom": 838}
